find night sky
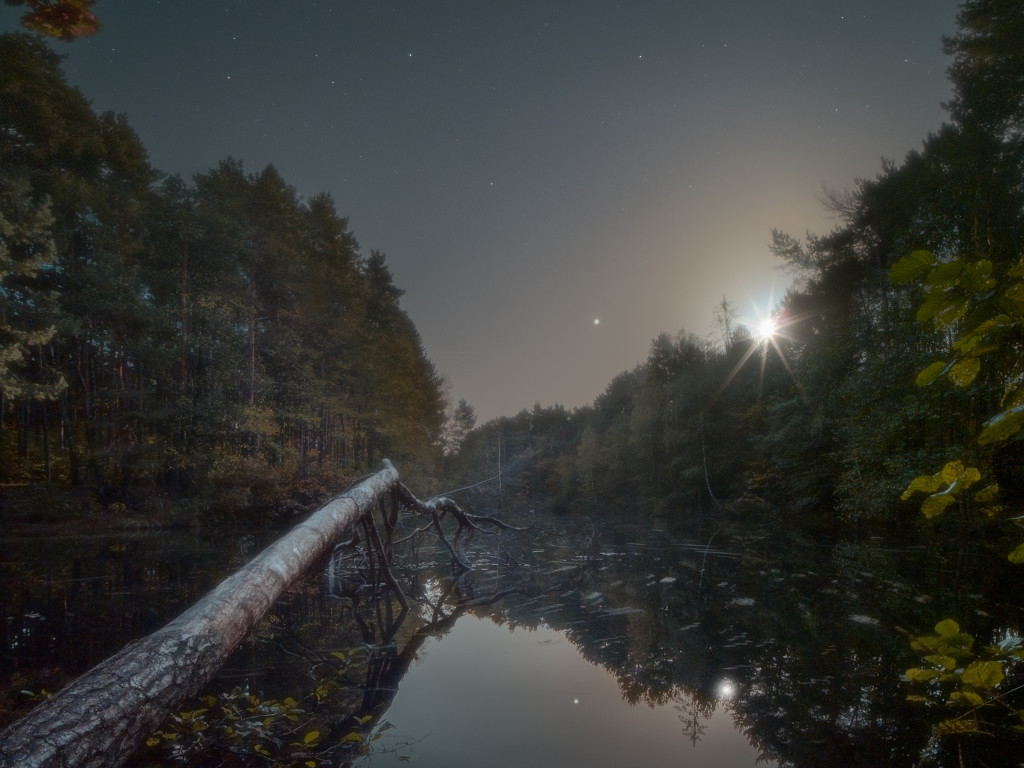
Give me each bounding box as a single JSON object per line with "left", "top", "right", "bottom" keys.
{"left": 1, "top": 1, "right": 961, "bottom": 422}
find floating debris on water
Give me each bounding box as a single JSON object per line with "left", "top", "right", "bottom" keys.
{"left": 601, "top": 607, "right": 643, "bottom": 617}
{"left": 659, "top": 576, "right": 677, "bottom": 585}
{"left": 848, "top": 614, "right": 880, "bottom": 626}
{"left": 730, "top": 597, "right": 756, "bottom": 607}
{"left": 546, "top": 565, "right": 579, "bottom": 574}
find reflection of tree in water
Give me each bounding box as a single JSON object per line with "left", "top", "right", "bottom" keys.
{"left": 127, "top": 496, "right": 1024, "bottom": 768}
{"left": 130, "top": 491, "right": 534, "bottom": 766}
{"left": 477, "top": 510, "right": 1024, "bottom": 768}
{"left": 673, "top": 690, "right": 712, "bottom": 748}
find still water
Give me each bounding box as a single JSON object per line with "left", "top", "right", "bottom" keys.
{"left": 1, "top": 501, "right": 1021, "bottom": 767}
{"left": 362, "top": 615, "right": 766, "bottom": 768}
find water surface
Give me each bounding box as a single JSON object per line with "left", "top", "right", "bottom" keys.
{"left": 3, "top": 501, "right": 1022, "bottom": 767}
{"left": 360, "top": 614, "right": 767, "bottom": 767}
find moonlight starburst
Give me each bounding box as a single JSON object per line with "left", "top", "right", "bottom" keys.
{"left": 713, "top": 298, "right": 806, "bottom": 405}
{"left": 754, "top": 315, "right": 777, "bottom": 343}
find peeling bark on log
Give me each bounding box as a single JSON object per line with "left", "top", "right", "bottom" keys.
{"left": 0, "top": 460, "right": 400, "bottom": 768}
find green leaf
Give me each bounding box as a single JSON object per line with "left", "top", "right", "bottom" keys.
{"left": 924, "top": 654, "right": 957, "bottom": 670}
{"left": 961, "top": 660, "right": 1005, "bottom": 689}
{"left": 304, "top": 730, "right": 321, "bottom": 745}
{"left": 953, "top": 315, "right": 1011, "bottom": 353}
{"left": 925, "top": 260, "right": 965, "bottom": 287}
{"left": 915, "top": 290, "right": 955, "bottom": 325}
{"left": 936, "top": 619, "right": 962, "bottom": 638}
{"left": 916, "top": 361, "right": 949, "bottom": 387}
{"left": 889, "top": 249, "right": 935, "bottom": 284}
{"left": 964, "top": 259, "right": 995, "bottom": 291}
{"left": 922, "top": 494, "right": 956, "bottom": 519}
{"left": 1005, "top": 281, "right": 1024, "bottom": 302}
{"left": 948, "top": 358, "right": 981, "bottom": 388}
{"left": 978, "top": 404, "right": 1024, "bottom": 445}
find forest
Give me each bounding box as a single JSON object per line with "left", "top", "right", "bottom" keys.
{"left": 3, "top": 0, "right": 1024, "bottom": 543}
{"left": 448, "top": 0, "right": 1024, "bottom": 548}
{"left": 0, "top": 1, "right": 1020, "bottom": 549}
{"left": 0, "top": 33, "right": 448, "bottom": 523}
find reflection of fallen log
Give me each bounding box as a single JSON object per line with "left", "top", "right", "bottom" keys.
{"left": 0, "top": 461, "right": 405, "bottom": 768}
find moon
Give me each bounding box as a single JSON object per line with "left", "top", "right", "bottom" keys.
{"left": 593, "top": 318, "right": 600, "bottom": 325}
{"left": 756, "top": 316, "right": 776, "bottom": 342}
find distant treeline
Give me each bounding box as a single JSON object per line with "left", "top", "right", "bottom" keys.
{"left": 446, "top": 0, "right": 1024, "bottom": 534}
{"left": 0, "top": 34, "right": 446, "bottom": 516}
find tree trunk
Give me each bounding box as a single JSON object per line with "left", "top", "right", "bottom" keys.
{"left": 0, "top": 460, "right": 401, "bottom": 768}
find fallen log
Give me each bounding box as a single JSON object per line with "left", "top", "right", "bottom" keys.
{"left": 0, "top": 460, "right": 401, "bottom": 768}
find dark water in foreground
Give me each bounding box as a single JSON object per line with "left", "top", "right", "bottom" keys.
{"left": 1, "top": 503, "right": 1021, "bottom": 766}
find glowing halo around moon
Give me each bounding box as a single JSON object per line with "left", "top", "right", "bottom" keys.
{"left": 593, "top": 318, "right": 600, "bottom": 325}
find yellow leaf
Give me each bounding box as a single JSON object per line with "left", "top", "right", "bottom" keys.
{"left": 961, "top": 660, "right": 1004, "bottom": 690}
{"left": 915, "top": 360, "right": 948, "bottom": 387}
{"left": 906, "top": 667, "right": 939, "bottom": 682}
{"left": 924, "top": 654, "right": 957, "bottom": 670}
{"left": 948, "top": 358, "right": 980, "bottom": 387}
{"left": 941, "top": 460, "right": 965, "bottom": 484}
{"left": 902, "top": 471, "right": 944, "bottom": 499}
{"left": 974, "top": 483, "right": 1000, "bottom": 503}
{"left": 950, "top": 690, "right": 985, "bottom": 708}
{"left": 304, "top": 730, "right": 321, "bottom": 745}
{"left": 1008, "top": 542, "right": 1024, "bottom": 564}
{"left": 922, "top": 494, "right": 956, "bottom": 519}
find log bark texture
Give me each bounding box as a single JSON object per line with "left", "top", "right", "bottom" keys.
{"left": 0, "top": 460, "right": 400, "bottom": 768}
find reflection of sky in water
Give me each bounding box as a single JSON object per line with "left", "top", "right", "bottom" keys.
{"left": 359, "top": 615, "right": 771, "bottom": 767}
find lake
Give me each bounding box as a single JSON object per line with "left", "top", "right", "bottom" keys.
{"left": 360, "top": 614, "right": 766, "bottom": 768}
{"left": 1, "top": 499, "right": 1021, "bottom": 767}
